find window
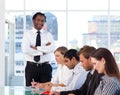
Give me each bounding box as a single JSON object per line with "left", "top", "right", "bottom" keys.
{"left": 5, "top": 0, "right": 120, "bottom": 86}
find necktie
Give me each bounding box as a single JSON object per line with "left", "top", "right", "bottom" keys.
{"left": 34, "top": 31, "right": 41, "bottom": 62}
{"left": 88, "top": 72, "right": 92, "bottom": 81}
{"left": 86, "top": 72, "right": 93, "bottom": 95}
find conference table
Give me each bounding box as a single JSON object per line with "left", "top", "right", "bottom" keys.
{"left": 0, "top": 86, "right": 44, "bottom": 95}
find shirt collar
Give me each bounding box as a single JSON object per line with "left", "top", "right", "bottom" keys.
{"left": 90, "top": 69, "right": 95, "bottom": 75}
{"left": 73, "top": 62, "right": 81, "bottom": 74}
{"left": 32, "top": 27, "right": 42, "bottom": 33}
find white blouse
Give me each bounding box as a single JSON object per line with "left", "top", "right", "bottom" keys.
{"left": 51, "top": 64, "right": 73, "bottom": 86}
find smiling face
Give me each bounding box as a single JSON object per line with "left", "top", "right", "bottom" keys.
{"left": 33, "top": 15, "right": 45, "bottom": 30}
{"left": 91, "top": 57, "right": 105, "bottom": 74}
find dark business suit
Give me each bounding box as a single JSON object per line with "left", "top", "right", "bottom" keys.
{"left": 60, "top": 70, "right": 103, "bottom": 95}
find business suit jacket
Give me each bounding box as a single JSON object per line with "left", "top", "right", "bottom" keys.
{"left": 60, "top": 70, "right": 103, "bottom": 95}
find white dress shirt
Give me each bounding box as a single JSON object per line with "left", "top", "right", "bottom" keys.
{"left": 22, "top": 28, "right": 55, "bottom": 63}
{"left": 51, "top": 64, "right": 73, "bottom": 86}
{"left": 50, "top": 62, "right": 88, "bottom": 91}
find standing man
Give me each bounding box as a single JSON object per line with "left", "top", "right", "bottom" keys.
{"left": 22, "top": 12, "right": 55, "bottom": 86}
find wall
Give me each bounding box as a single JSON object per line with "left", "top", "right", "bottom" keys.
{"left": 0, "top": 0, "right": 5, "bottom": 86}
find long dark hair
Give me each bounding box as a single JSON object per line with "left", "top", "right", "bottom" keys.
{"left": 91, "top": 48, "right": 120, "bottom": 80}
{"left": 64, "top": 49, "right": 79, "bottom": 61}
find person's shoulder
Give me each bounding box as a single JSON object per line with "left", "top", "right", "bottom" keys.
{"left": 77, "top": 62, "right": 85, "bottom": 70}
{"left": 102, "top": 75, "right": 120, "bottom": 85}
{"left": 41, "top": 29, "right": 52, "bottom": 35}
{"left": 63, "top": 65, "right": 73, "bottom": 72}
{"left": 74, "top": 63, "right": 88, "bottom": 74}
{"left": 24, "top": 29, "right": 34, "bottom": 35}
{"left": 24, "top": 32, "right": 34, "bottom": 39}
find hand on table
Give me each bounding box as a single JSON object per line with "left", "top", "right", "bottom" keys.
{"left": 49, "top": 91, "right": 60, "bottom": 95}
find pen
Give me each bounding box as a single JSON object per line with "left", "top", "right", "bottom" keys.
{"left": 31, "top": 78, "right": 36, "bottom": 88}
{"left": 32, "top": 78, "right": 35, "bottom": 82}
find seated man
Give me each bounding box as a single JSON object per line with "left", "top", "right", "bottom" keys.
{"left": 50, "top": 49, "right": 87, "bottom": 91}
{"left": 50, "top": 45, "right": 103, "bottom": 95}
{"left": 32, "top": 49, "right": 88, "bottom": 92}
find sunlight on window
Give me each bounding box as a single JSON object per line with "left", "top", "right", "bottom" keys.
{"left": 4, "top": 0, "right": 120, "bottom": 83}
{"left": 25, "top": 0, "right": 66, "bottom": 10}
{"left": 68, "top": 0, "right": 108, "bottom": 10}
{"left": 5, "top": 0, "right": 24, "bottom": 10}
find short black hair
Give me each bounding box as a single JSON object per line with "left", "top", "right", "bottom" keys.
{"left": 32, "top": 12, "right": 46, "bottom": 22}
{"left": 64, "top": 49, "right": 79, "bottom": 61}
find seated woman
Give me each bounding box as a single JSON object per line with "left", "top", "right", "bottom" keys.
{"left": 31, "top": 46, "right": 73, "bottom": 91}
{"left": 90, "top": 48, "right": 120, "bottom": 95}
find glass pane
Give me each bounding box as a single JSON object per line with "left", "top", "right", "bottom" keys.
{"left": 110, "top": 0, "right": 120, "bottom": 10}
{"left": 114, "top": 52, "right": 120, "bottom": 70}
{"left": 67, "top": 11, "right": 108, "bottom": 49}
{"left": 25, "top": 0, "right": 66, "bottom": 10}
{"left": 5, "top": 12, "right": 25, "bottom": 77}
{"left": 110, "top": 13, "right": 120, "bottom": 50}
{"left": 110, "top": 11, "right": 120, "bottom": 69}
{"left": 68, "top": 0, "right": 108, "bottom": 10}
{"left": 5, "top": 0, "right": 24, "bottom": 10}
